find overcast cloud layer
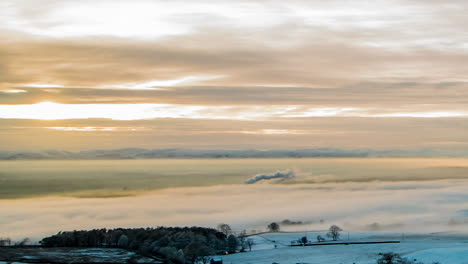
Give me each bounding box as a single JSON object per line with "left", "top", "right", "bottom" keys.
{"left": 1, "top": 0, "right": 468, "bottom": 151}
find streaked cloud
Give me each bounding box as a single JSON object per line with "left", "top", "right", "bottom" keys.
{"left": 239, "top": 129, "right": 309, "bottom": 135}
{"left": 371, "top": 112, "right": 468, "bottom": 118}
{"left": 45, "top": 126, "right": 145, "bottom": 132}
{"left": 21, "top": 84, "right": 65, "bottom": 88}
{"left": 106, "top": 76, "right": 224, "bottom": 90}
{"left": 2, "top": 0, "right": 468, "bottom": 88}
{"left": 283, "top": 108, "right": 359, "bottom": 118}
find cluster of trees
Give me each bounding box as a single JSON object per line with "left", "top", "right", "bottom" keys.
{"left": 293, "top": 225, "right": 342, "bottom": 245}
{"left": 0, "top": 237, "right": 30, "bottom": 246}
{"left": 217, "top": 224, "right": 255, "bottom": 252}
{"left": 267, "top": 222, "right": 280, "bottom": 232}
{"left": 281, "top": 219, "right": 304, "bottom": 226}
{"left": 40, "top": 227, "right": 238, "bottom": 264}
{"left": 0, "top": 238, "right": 12, "bottom": 246}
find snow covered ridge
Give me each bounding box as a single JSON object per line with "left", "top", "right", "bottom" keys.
{"left": 0, "top": 247, "right": 161, "bottom": 264}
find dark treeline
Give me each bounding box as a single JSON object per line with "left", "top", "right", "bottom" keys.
{"left": 40, "top": 227, "right": 237, "bottom": 264}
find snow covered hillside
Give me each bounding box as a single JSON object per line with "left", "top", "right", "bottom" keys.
{"left": 220, "top": 232, "right": 468, "bottom": 264}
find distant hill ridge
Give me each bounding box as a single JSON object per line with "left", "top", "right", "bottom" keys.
{"left": 0, "top": 148, "right": 461, "bottom": 160}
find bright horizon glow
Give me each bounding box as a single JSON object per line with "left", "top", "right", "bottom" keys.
{"left": 0, "top": 102, "right": 467, "bottom": 121}
{"left": 1, "top": 89, "right": 27, "bottom": 93}
{"left": 47, "top": 126, "right": 116, "bottom": 132}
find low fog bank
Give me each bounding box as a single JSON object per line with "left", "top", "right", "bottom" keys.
{"left": 3, "top": 178, "right": 468, "bottom": 241}
{"left": 0, "top": 148, "right": 465, "bottom": 160}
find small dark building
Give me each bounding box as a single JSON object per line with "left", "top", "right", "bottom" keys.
{"left": 210, "top": 257, "right": 223, "bottom": 264}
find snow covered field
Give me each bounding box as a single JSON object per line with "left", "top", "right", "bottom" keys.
{"left": 221, "top": 232, "right": 468, "bottom": 264}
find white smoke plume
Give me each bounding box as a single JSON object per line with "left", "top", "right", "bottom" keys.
{"left": 244, "top": 170, "right": 296, "bottom": 184}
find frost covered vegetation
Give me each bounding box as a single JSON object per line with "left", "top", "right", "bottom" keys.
{"left": 376, "top": 253, "right": 441, "bottom": 264}
{"left": 0, "top": 247, "right": 158, "bottom": 264}
{"left": 39, "top": 227, "right": 235, "bottom": 264}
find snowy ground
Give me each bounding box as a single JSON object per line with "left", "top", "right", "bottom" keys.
{"left": 220, "top": 232, "right": 468, "bottom": 264}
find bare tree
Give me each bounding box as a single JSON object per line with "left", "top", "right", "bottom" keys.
{"left": 238, "top": 230, "right": 247, "bottom": 252}
{"left": 326, "top": 225, "right": 342, "bottom": 241}
{"left": 316, "top": 235, "right": 325, "bottom": 242}
{"left": 246, "top": 238, "right": 255, "bottom": 251}
{"left": 217, "top": 223, "right": 232, "bottom": 236}
{"left": 17, "top": 237, "right": 31, "bottom": 246}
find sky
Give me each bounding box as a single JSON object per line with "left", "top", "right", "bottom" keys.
{"left": 1, "top": 0, "right": 468, "bottom": 151}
